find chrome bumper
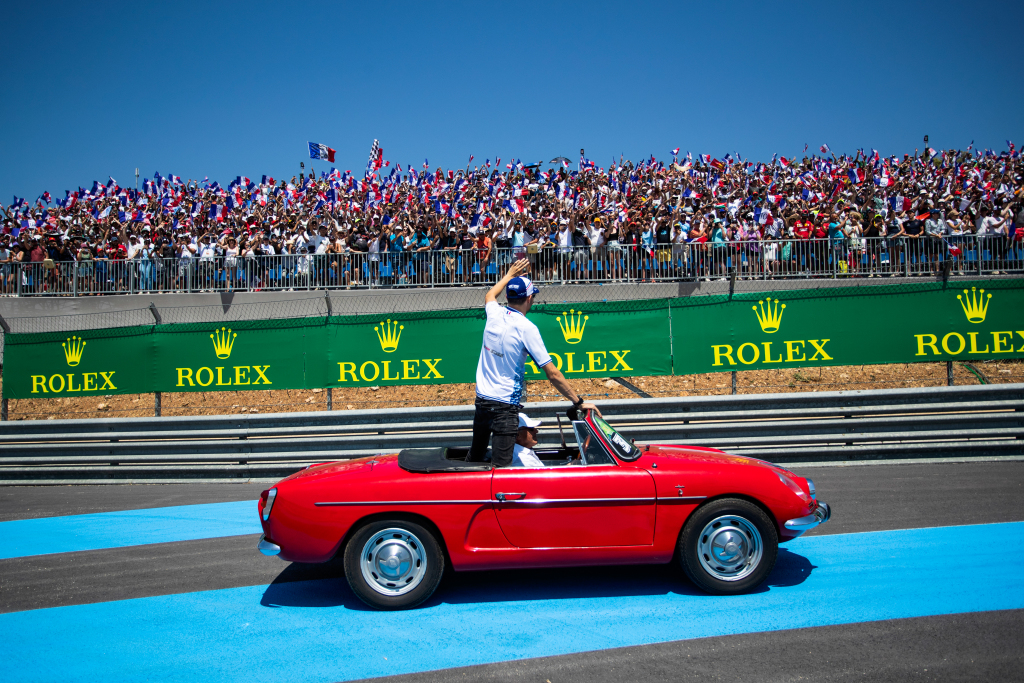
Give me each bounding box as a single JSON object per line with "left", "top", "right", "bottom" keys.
{"left": 784, "top": 501, "right": 832, "bottom": 534}
{"left": 257, "top": 533, "right": 281, "bottom": 556}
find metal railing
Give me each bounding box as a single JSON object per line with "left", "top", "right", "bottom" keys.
{"left": 0, "top": 384, "right": 1020, "bottom": 483}
{"left": 5, "top": 235, "right": 1023, "bottom": 296}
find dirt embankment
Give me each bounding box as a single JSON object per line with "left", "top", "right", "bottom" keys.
{"left": 4, "top": 360, "right": 1020, "bottom": 420}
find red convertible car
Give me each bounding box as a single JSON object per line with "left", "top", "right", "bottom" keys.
{"left": 257, "top": 409, "right": 830, "bottom": 610}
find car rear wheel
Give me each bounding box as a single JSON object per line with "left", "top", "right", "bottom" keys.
{"left": 678, "top": 498, "right": 778, "bottom": 595}
{"left": 343, "top": 519, "right": 445, "bottom": 610}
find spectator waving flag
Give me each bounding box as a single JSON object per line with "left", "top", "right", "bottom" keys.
{"left": 308, "top": 142, "right": 336, "bottom": 163}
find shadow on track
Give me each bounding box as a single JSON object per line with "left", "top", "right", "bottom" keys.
{"left": 259, "top": 548, "right": 815, "bottom": 610}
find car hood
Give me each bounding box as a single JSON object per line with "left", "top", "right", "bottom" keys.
{"left": 644, "top": 444, "right": 775, "bottom": 469}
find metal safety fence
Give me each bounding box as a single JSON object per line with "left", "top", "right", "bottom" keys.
{"left": 5, "top": 235, "right": 1024, "bottom": 297}
{"left": 0, "top": 383, "right": 1020, "bottom": 483}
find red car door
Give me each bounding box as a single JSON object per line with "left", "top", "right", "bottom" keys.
{"left": 491, "top": 466, "right": 656, "bottom": 548}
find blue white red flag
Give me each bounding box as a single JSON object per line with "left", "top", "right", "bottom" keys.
{"left": 671, "top": 148, "right": 680, "bottom": 157}
{"left": 753, "top": 207, "right": 774, "bottom": 226}
{"left": 308, "top": 142, "right": 336, "bottom": 162}
{"left": 820, "top": 144, "right": 831, "bottom": 155}
{"left": 504, "top": 198, "right": 526, "bottom": 214}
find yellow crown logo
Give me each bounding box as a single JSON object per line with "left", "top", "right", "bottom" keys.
{"left": 753, "top": 299, "right": 786, "bottom": 333}
{"left": 375, "top": 319, "right": 404, "bottom": 353}
{"left": 62, "top": 336, "right": 86, "bottom": 366}
{"left": 957, "top": 287, "right": 991, "bottom": 323}
{"left": 557, "top": 309, "right": 589, "bottom": 344}
{"left": 210, "top": 327, "right": 237, "bottom": 359}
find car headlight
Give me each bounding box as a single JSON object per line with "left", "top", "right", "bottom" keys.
{"left": 261, "top": 488, "right": 277, "bottom": 521}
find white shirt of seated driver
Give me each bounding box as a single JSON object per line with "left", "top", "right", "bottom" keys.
{"left": 512, "top": 443, "right": 544, "bottom": 468}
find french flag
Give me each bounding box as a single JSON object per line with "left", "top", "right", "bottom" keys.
{"left": 753, "top": 207, "right": 774, "bottom": 226}
{"left": 847, "top": 168, "right": 866, "bottom": 184}
{"left": 889, "top": 196, "right": 911, "bottom": 213}
{"left": 820, "top": 143, "right": 831, "bottom": 155}
{"left": 671, "top": 148, "right": 680, "bottom": 157}
{"left": 308, "top": 142, "right": 336, "bottom": 162}
{"left": 209, "top": 204, "right": 225, "bottom": 221}
{"left": 504, "top": 198, "right": 526, "bottom": 214}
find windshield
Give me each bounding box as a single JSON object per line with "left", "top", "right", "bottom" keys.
{"left": 591, "top": 413, "right": 641, "bottom": 461}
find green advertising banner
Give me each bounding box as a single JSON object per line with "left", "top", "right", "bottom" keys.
{"left": 152, "top": 318, "right": 323, "bottom": 393}
{"left": 7, "top": 325, "right": 157, "bottom": 398}
{"left": 671, "top": 279, "right": 1024, "bottom": 374}
{"left": 4, "top": 280, "right": 1021, "bottom": 399}
{"left": 320, "top": 300, "right": 672, "bottom": 388}
{"left": 2, "top": 299, "right": 673, "bottom": 398}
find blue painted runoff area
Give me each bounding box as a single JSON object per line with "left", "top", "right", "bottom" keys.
{"left": 4, "top": 521, "right": 1023, "bottom": 683}
{"left": 0, "top": 501, "right": 259, "bottom": 559}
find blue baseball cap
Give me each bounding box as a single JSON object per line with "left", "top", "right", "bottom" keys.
{"left": 506, "top": 276, "right": 539, "bottom": 300}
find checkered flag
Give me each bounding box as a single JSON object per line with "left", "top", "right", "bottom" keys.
{"left": 366, "top": 139, "right": 382, "bottom": 176}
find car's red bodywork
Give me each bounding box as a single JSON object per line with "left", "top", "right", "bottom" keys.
{"left": 258, "top": 415, "right": 821, "bottom": 572}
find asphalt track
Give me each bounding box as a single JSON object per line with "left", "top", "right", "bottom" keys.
{"left": 1, "top": 460, "right": 1023, "bottom": 682}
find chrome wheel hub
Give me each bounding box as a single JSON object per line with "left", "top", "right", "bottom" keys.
{"left": 697, "top": 515, "right": 763, "bottom": 582}
{"left": 360, "top": 528, "right": 427, "bottom": 596}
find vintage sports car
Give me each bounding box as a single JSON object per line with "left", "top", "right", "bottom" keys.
{"left": 257, "top": 409, "right": 831, "bottom": 610}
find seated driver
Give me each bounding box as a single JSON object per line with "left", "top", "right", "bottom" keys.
{"left": 511, "top": 413, "right": 545, "bottom": 468}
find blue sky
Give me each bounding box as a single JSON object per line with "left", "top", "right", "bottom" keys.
{"left": 3, "top": 0, "right": 1021, "bottom": 201}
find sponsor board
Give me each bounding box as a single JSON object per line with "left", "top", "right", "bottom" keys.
{"left": 2, "top": 281, "right": 1021, "bottom": 399}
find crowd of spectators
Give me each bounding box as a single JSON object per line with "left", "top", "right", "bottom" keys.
{"left": 2, "top": 145, "right": 1022, "bottom": 295}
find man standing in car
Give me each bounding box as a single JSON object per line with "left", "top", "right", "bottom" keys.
{"left": 467, "top": 258, "right": 600, "bottom": 467}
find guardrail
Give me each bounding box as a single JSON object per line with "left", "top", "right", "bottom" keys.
{"left": 1, "top": 384, "right": 1020, "bottom": 484}
{"left": 7, "top": 235, "right": 1024, "bottom": 296}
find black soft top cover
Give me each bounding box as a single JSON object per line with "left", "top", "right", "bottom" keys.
{"left": 397, "top": 448, "right": 492, "bottom": 473}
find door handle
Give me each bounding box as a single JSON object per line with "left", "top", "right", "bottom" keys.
{"left": 495, "top": 492, "right": 526, "bottom": 502}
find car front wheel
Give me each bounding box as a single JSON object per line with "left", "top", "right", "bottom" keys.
{"left": 343, "top": 519, "right": 445, "bottom": 610}
{"left": 678, "top": 498, "right": 778, "bottom": 595}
